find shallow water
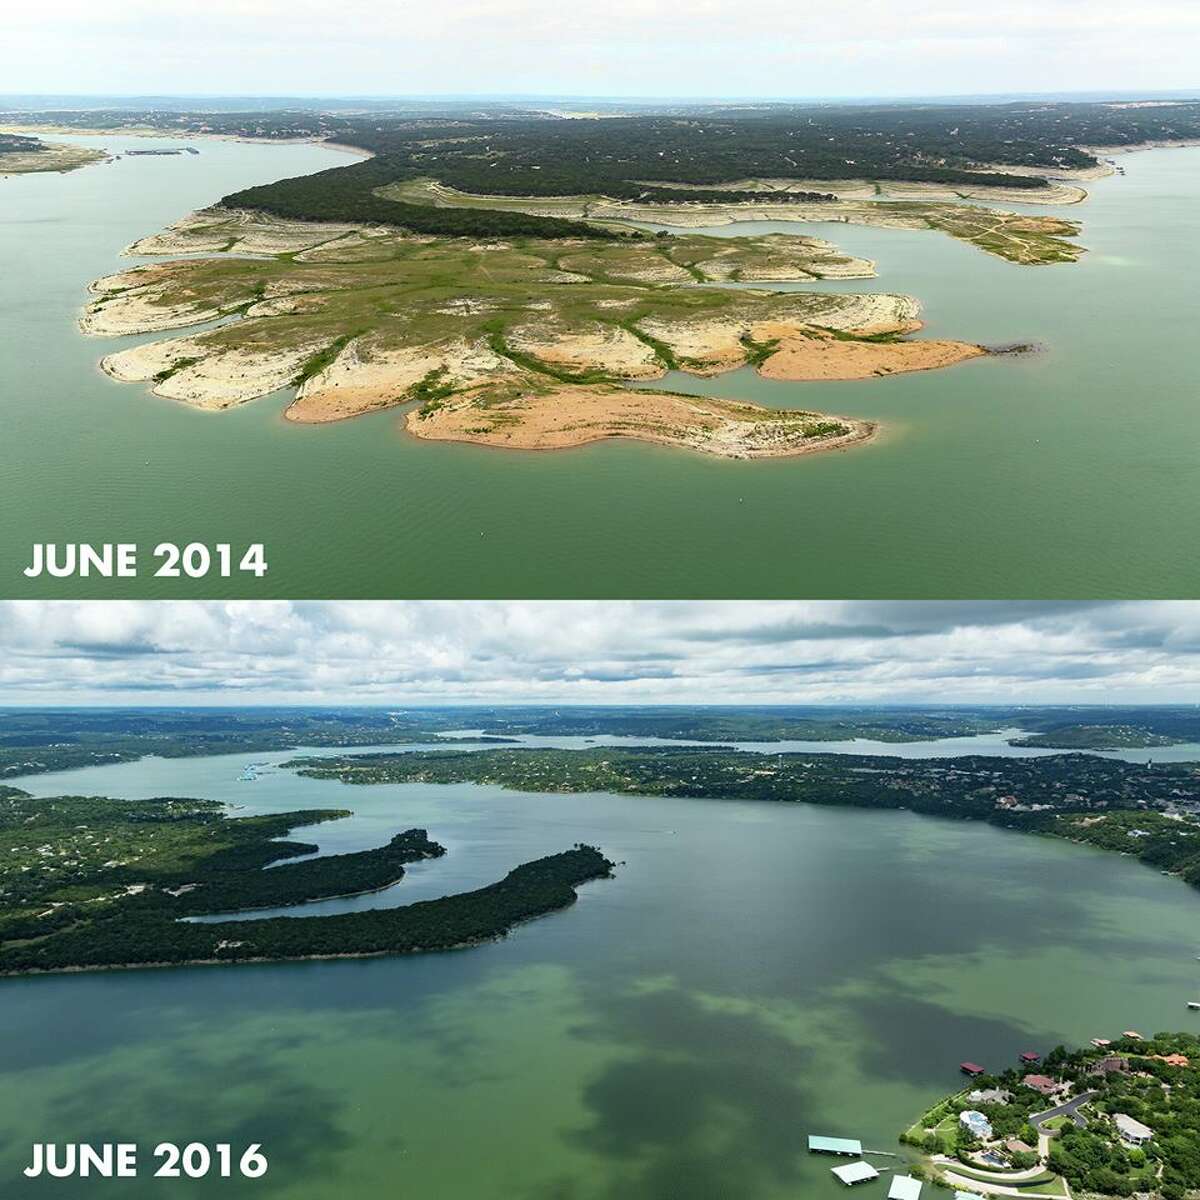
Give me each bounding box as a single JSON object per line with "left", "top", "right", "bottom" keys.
{"left": 2, "top": 138, "right": 1199, "bottom": 597}
{"left": 4, "top": 749, "right": 1200, "bottom": 1198}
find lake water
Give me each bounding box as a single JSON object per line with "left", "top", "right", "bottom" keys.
{"left": 2, "top": 137, "right": 1199, "bottom": 598}
{"left": 5, "top": 747, "right": 1200, "bottom": 1198}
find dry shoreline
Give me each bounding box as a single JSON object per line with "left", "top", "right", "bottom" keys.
{"left": 0, "top": 139, "right": 107, "bottom": 177}
{"left": 79, "top": 208, "right": 989, "bottom": 460}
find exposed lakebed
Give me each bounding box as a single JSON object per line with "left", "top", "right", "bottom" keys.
{"left": 3, "top": 137, "right": 1199, "bottom": 596}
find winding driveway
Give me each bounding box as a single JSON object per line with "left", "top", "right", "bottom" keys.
{"left": 1032, "top": 1090, "right": 1097, "bottom": 1131}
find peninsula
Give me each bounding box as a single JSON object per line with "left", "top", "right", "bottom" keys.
{"left": 81, "top": 209, "right": 989, "bottom": 457}
{"left": 288, "top": 745, "right": 1200, "bottom": 892}
{"left": 75, "top": 96, "right": 1194, "bottom": 456}
{"left": 901, "top": 1033, "right": 1200, "bottom": 1198}
{"left": 0, "top": 132, "right": 104, "bottom": 176}
{"left": 0, "top": 786, "right": 613, "bottom": 976}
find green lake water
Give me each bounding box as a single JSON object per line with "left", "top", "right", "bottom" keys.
{"left": 1, "top": 137, "right": 1199, "bottom": 598}
{"left": 5, "top": 747, "right": 1200, "bottom": 1198}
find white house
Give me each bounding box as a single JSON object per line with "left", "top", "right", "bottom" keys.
{"left": 958, "top": 1110, "right": 993, "bottom": 1141}
{"left": 1114, "top": 1113, "right": 1153, "bottom": 1146}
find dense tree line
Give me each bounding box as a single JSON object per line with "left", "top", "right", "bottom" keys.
{"left": 292, "top": 746, "right": 1200, "bottom": 882}
{"left": 0, "top": 845, "right": 612, "bottom": 974}
{"left": 220, "top": 157, "right": 622, "bottom": 240}
{"left": 209, "top": 100, "right": 1200, "bottom": 238}
{"left": 635, "top": 186, "right": 837, "bottom": 204}
{"left": 0, "top": 706, "right": 505, "bottom": 779}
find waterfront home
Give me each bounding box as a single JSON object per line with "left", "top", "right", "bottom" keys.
{"left": 968, "top": 1088, "right": 1010, "bottom": 1104}
{"left": 1022, "top": 1074, "right": 1066, "bottom": 1098}
{"left": 1113, "top": 1113, "right": 1153, "bottom": 1147}
{"left": 959, "top": 1110, "right": 994, "bottom": 1140}
{"left": 1153, "top": 1053, "right": 1190, "bottom": 1067}
{"left": 1090, "top": 1055, "right": 1130, "bottom": 1077}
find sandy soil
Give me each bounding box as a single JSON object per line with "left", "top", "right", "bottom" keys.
{"left": 1084, "top": 137, "right": 1200, "bottom": 156}
{"left": 633, "top": 294, "right": 920, "bottom": 375}
{"left": 0, "top": 141, "right": 106, "bottom": 176}
{"left": 758, "top": 332, "right": 985, "bottom": 380}
{"left": 81, "top": 265, "right": 238, "bottom": 335}
{"left": 507, "top": 323, "right": 664, "bottom": 378}
{"left": 404, "top": 383, "right": 875, "bottom": 459}
{"left": 126, "top": 207, "right": 370, "bottom": 256}
{"left": 288, "top": 338, "right": 509, "bottom": 422}
{"left": 103, "top": 334, "right": 326, "bottom": 410}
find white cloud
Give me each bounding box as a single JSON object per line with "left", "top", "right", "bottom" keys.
{"left": 1, "top": 600, "right": 1198, "bottom": 706}
{"left": 4, "top": 1, "right": 1200, "bottom": 96}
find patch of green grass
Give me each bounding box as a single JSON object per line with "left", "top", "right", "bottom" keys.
{"left": 486, "top": 330, "right": 615, "bottom": 385}
{"left": 739, "top": 332, "right": 782, "bottom": 366}
{"left": 152, "top": 355, "right": 201, "bottom": 383}
{"left": 292, "top": 332, "right": 359, "bottom": 386}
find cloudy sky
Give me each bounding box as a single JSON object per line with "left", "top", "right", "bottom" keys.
{"left": 1, "top": 601, "right": 1198, "bottom": 707}
{"left": 6, "top": 1, "right": 1200, "bottom": 98}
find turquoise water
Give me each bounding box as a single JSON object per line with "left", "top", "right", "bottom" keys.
{"left": 4, "top": 749, "right": 1200, "bottom": 1198}
{"left": 2, "top": 138, "right": 1199, "bottom": 598}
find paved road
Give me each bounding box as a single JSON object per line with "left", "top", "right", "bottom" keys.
{"left": 1032, "top": 1090, "right": 1098, "bottom": 1130}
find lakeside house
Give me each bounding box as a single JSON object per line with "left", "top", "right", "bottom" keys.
{"left": 968, "top": 1087, "right": 1010, "bottom": 1104}
{"left": 1091, "top": 1055, "right": 1130, "bottom": 1077}
{"left": 1153, "top": 1053, "right": 1191, "bottom": 1067}
{"left": 1114, "top": 1113, "right": 1154, "bottom": 1147}
{"left": 1022, "top": 1074, "right": 1066, "bottom": 1098}
{"left": 959, "top": 1110, "right": 994, "bottom": 1140}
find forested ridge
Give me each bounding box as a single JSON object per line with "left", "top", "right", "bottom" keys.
{"left": 208, "top": 99, "right": 1200, "bottom": 237}
{"left": 0, "top": 786, "right": 613, "bottom": 974}
{"left": 293, "top": 747, "right": 1200, "bottom": 886}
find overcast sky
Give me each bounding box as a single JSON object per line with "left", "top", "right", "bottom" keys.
{"left": 6, "top": 2, "right": 1200, "bottom": 99}
{"left": 1, "top": 601, "right": 1198, "bottom": 707}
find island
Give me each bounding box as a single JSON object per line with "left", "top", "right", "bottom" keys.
{"left": 900, "top": 1033, "right": 1200, "bottom": 1198}
{"left": 0, "top": 131, "right": 104, "bottom": 176}
{"left": 0, "top": 786, "right": 613, "bottom": 976}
